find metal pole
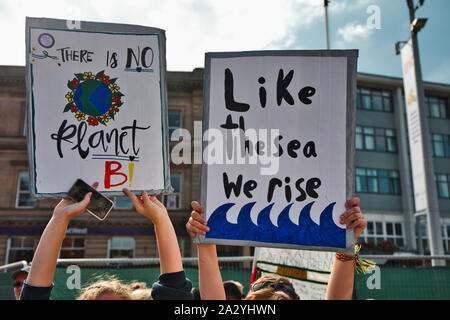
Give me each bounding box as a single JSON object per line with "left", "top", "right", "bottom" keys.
{"left": 406, "top": 0, "right": 445, "bottom": 266}
{"left": 324, "top": 0, "right": 330, "bottom": 49}
{"left": 395, "top": 87, "right": 417, "bottom": 251}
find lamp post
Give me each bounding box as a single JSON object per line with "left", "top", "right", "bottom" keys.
{"left": 396, "top": 0, "right": 445, "bottom": 266}
{"left": 324, "top": 0, "right": 330, "bottom": 49}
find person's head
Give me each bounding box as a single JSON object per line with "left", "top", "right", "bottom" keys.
{"left": 245, "top": 275, "right": 299, "bottom": 300}
{"left": 12, "top": 265, "right": 30, "bottom": 300}
{"left": 78, "top": 276, "right": 132, "bottom": 300}
{"left": 223, "top": 280, "right": 243, "bottom": 300}
{"left": 129, "top": 282, "right": 153, "bottom": 300}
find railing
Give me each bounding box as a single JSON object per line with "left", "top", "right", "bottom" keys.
{"left": 55, "top": 256, "right": 255, "bottom": 265}
{"left": 0, "top": 260, "right": 27, "bottom": 273}
{"left": 1, "top": 255, "right": 449, "bottom": 300}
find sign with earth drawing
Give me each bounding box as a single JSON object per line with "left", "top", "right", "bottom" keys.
{"left": 25, "top": 17, "right": 171, "bottom": 198}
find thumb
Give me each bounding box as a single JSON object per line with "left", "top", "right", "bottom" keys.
{"left": 73, "top": 192, "right": 92, "bottom": 213}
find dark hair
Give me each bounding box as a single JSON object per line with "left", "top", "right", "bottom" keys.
{"left": 223, "top": 281, "right": 242, "bottom": 300}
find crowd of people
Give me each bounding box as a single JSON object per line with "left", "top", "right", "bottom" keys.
{"left": 12, "top": 181, "right": 368, "bottom": 300}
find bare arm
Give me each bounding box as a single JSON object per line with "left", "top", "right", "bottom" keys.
{"left": 124, "top": 189, "right": 182, "bottom": 274}
{"left": 325, "top": 197, "right": 367, "bottom": 300}
{"left": 26, "top": 186, "right": 95, "bottom": 287}
{"left": 187, "top": 201, "right": 226, "bottom": 300}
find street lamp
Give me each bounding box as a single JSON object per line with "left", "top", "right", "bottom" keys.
{"left": 410, "top": 18, "right": 427, "bottom": 33}
{"left": 394, "top": 40, "right": 408, "bottom": 55}
{"left": 396, "top": 0, "right": 445, "bottom": 265}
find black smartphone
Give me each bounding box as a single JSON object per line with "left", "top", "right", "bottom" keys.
{"left": 67, "top": 179, "right": 114, "bottom": 221}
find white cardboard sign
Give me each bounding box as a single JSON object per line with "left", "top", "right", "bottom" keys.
{"left": 198, "top": 51, "right": 357, "bottom": 252}
{"left": 25, "top": 17, "right": 171, "bottom": 197}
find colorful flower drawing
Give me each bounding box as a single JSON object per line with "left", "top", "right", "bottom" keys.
{"left": 63, "top": 70, "right": 125, "bottom": 126}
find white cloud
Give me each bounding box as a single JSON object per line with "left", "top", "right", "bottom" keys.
{"left": 0, "top": 0, "right": 320, "bottom": 71}
{"left": 335, "top": 21, "right": 374, "bottom": 46}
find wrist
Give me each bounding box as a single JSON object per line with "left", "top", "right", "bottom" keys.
{"left": 51, "top": 212, "right": 71, "bottom": 225}
{"left": 151, "top": 213, "right": 171, "bottom": 227}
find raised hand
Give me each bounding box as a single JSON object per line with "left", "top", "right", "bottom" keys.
{"left": 53, "top": 181, "right": 98, "bottom": 222}
{"left": 186, "top": 201, "right": 210, "bottom": 239}
{"left": 340, "top": 197, "right": 367, "bottom": 240}
{"left": 123, "top": 188, "right": 168, "bottom": 225}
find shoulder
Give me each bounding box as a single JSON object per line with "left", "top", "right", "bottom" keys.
{"left": 151, "top": 270, "right": 194, "bottom": 300}
{"left": 19, "top": 281, "right": 54, "bottom": 300}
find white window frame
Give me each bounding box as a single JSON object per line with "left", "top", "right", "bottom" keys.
{"left": 59, "top": 237, "right": 85, "bottom": 259}
{"left": 15, "top": 171, "right": 35, "bottom": 208}
{"left": 164, "top": 173, "right": 182, "bottom": 210}
{"left": 442, "top": 222, "right": 450, "bottom": 254}
{"left": 107, "top": 237, "right": 136, "bottom": 258}
{"left": 359, "top": 214, "right": 405, "bottom": 247}
{"left": 5, "top": 236, "right": 37, "bottom": 264}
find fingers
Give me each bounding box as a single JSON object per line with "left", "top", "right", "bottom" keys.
{"left": 186, "top": 218, "right": 209, "bottom": 238}
{"left": 123, "top": 188, "right": 143, "bottom": 211}
{"left": 340, "top": 207, "right": 362, "bottom": 225}
{"left": 78, "top": 192, "right": 92, "bottom": 208}
{"left": 188, "top": 217, "right": 209, "bottom": 232}
{"left": 186, "top": 205, "right": 208, "bottom": 239}
{"left": 349, "top": 217, "right": 367, "bottom": 230}
{"left": 191, "top": 201, "right": 204, "bottom": 214}
{"left": 345, "top": 212, "right": 364, "bottom": 228}
{"left": 350, "top": 217, "right": 367, "bottom": 240}
{"left": 69, "top": 192, "right": 92, "bottom": 215}
{"left": 345, "top": 197, "right": 360, "bottom": 208}
{"left": 191, "top": 210, "right": 207, "bottom": 225}
{"left": 141, "top": 191, "right": 153, "bottom": 208}
{"left": 149, "top": 195, "right": 165, "bottom": 210}
{"left": 92, "top": 181, "right": 99, "bottom": 190}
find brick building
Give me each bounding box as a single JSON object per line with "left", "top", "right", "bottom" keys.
{"left": 0, "top": 65, "right": 449, "bottom": 265}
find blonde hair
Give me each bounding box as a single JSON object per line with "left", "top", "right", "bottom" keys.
{"left": 245, "top": 275, "right": 299, "bottom": 300}
{"left": 245, "top": 287, "right": 291, "bottom": 300}
{"left": 129, "top": 282, "right": 153, "bottom": 300}
{"left": 77, "top": 276, "right": 132, "bottom": 300}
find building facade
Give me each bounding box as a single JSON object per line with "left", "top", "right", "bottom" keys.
{"left": 0, "top": 66, "right": 449, "bottom": 265}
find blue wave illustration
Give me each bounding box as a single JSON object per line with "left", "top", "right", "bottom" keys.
{"left": 206, "top": 201, "right": 345, "bottom": 248}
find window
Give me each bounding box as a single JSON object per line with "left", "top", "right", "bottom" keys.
{"left": 356, "top": 87, "right": 393, "bottom": 112}
{"left": 436, "top": 174, "right": 450, "bottom": 198}
{"left": 6, "top": 237, "right": 37, "bottom": 263}
{"left": 355, "top": 126, "right": 397, "bottom": 152}
{"left": 59, "top": 237, "right": 85, "bottom": 258}
{"left": 425, "top": 96, "right": 448, "bottom": 119}
{"left": 108, "top": 237, "right": 135, "bottom": 258}
{"left": 163, "top": 173, "right": 182, "bottom": 210}
{"left": 361, "top": 221, "right": 404, "bottom": 247}
{"left": 168, "top": 111, "right": 182, "bottom": 140}
{"left": 356, "top": 168, "right": 401, "bottom": 194}
{"left": 114, "top": 196, "right": 133, "bottom": 209}
{"left": 431, "top": 134, "right": 450, "bottom": 157}
{"left": 443, "top": 224, "right": 450, "bottom": 254}
{"left": 418, "top": 221, "right": 429, "bottom": 253}
{"left": 16, "top": 171, "right": 35, "bottom": 208}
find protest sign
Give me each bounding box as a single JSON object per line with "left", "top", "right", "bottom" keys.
{"left": 198, "top": 51, "right": 357, "bottom": 252}
{"left": 253, "top": 247, "right": 334, "bottom": 300}
{"left": 25, "top": 17, "right": 171, "bottom": 197}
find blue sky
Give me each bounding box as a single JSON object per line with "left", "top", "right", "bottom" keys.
{"left": 0, "top": 0, "right": 449, "bottom": 84}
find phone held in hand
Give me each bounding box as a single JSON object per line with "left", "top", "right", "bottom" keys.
{"left": 67, "top": 179, "right": 114, "bottom": 221}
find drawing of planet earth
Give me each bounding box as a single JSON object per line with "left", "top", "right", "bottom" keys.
{"left": 73, "top": 79, "right": 113, "bottom": 116}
